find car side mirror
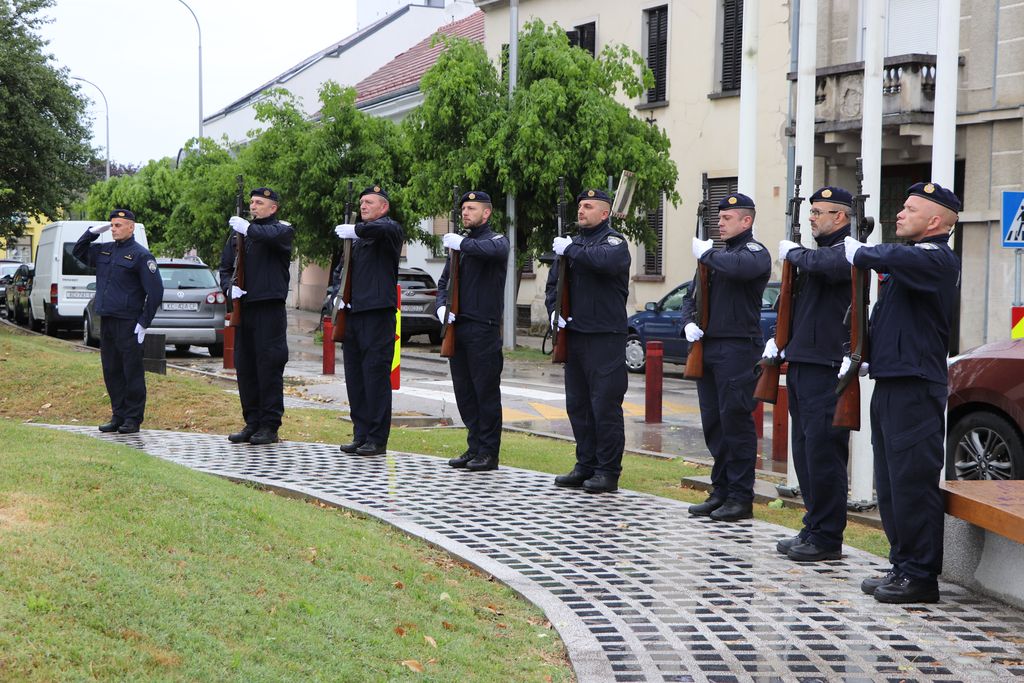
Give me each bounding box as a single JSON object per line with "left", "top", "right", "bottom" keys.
{"left": 645, "top": 302, "right": 657, "bottom": 312}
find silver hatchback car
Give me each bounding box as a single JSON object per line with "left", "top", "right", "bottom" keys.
{"left": 83, "top": 258, "right": 227, "bottom": 356}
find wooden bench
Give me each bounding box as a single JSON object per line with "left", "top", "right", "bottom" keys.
{"left": 941, "top": 480, "right": 1024, "bottom": 609}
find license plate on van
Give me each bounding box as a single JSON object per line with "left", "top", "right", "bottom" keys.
{"left": 65, "top": 291, "right": 94, "bottom": 299}
{"left": 163, "top": 302, "right": 199, "bottom": 311}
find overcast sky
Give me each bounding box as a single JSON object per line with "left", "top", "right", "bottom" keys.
{"left": 39, "top": 0, "right": 357, "bottom": 167}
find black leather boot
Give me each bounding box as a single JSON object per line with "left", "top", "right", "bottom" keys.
{"left": 228, "top": 425, "right": 258, "bottom": 443}
{"left": 688, "top": 495, "right": 726, "bottom": 517}
{"left": 249, "top": 428, "right": 279, "bottom": 445}
{"left": 466, "top": 454, "right": 499, "bottom": 471}
{"left": 709, "top": 500, "right": 753, "bottom": 522}
{"left": 448, "top": 451, "right": 476, "bottom": 468}
{"left": 554, "top": 467, "right": 592, "bottom": 488}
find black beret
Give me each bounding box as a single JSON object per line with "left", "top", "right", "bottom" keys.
{"left": 250, "top": 187, "right": 280, "bottom": 203}
{"left": 576, "top": 188, "right": 612, "bottom": 204}
{"left": 109, "top": 208, "right": 135, "bottom": 221}
{"left": 809, "top": 186, "right": 853, "bottom": 207}
{"left": 907, "top": 181, "right": 961, "bottom": 212}
{"left": 360, "top": 185, "right": 390, "bottom": 201}
{"left": 460, "top": 190, "right": 491, "bottom": 205}
{"left": 718, "top": 193, "right": 755, "bottom": 210}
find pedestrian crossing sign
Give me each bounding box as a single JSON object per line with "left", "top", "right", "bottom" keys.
{"left": 1002, "top": 191, "right": 1024, "bottom": 247}
{"left": 1013, "top": 307, "right": 1024, "bottom": 340}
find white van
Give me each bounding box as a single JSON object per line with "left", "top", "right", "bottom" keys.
{"left": 30, "top": 221, "right": 149, "bottom": 335}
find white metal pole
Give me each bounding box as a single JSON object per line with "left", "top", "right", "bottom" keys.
{"left": 503, "top": 0, "right": 518, "bottom": 350}
{"left": 72, "top": 77, "right": 110, "bottom": 181}
{"left": 794, "top": 0, "right": 817, "bottom": 238}
{"left": 177, "top": 0, "right": 204, "bottom": 140}
{"left": 931, "top": 0, "right": 961, "bottom": 186}
{"left": 737, "top": 0, "right": 759, "bottom": 197}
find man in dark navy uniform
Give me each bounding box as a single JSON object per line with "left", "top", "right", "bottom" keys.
{"left": 333, "top": 186, "right": 404, "bottom": 456}
{"left": 73, "top": 209, "right": 163, "bottom": 434}
{"left": 219, "top": 187, "right": 295, "bottom": 445}
{"left": 435, "top": 190, "right": 509, "bottom": 472}
{"left": 546, "top": 189, "right": 631, "bottom": 494}
{"left": 682, "top": 193, "right": 771, "bottom": 522}
{"left": 765, "top": 186, "right": 852, "bottom": 560}
{"left": 845, "top": 181, "right": 960, "bottom": 603}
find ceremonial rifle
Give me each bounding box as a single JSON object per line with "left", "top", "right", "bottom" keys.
{"left": 231, "top": 175, "right": 247, "bottom": 327}
{"left": 683, "top": 174, "right": 711, "bottom": 380}
{"left": 331, "top": 181, "right": 356, "bottom": 342}
{"left": 754, "top": 165, "right": 804, "bottom": 403}
{"left": 551, "top": 177, "right": 571, "bottom": 364}
{"left": 440, "top": 185, "right": 461, "bottom": 358}
{"left": 833, "top": 158, "right": 875, "bottom": 430}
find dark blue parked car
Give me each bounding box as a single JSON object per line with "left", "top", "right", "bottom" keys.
{"left": 625, "top": 281, "right": 781, "bottom": 373}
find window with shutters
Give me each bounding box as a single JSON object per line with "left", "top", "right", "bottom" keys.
{"left": 706, "top": 176, "right": 739, "bottom": 244}
{"left": 643, "top": 6, "right": 669, "bottom": 105}
{"left": 718, "top": 0, "right": 743, "bottom": 94}
{"left": 644, "top": 195, "right": 665, "bottom": 276}
{"left": 567, "top": 22, "right": 596, "bottom": 57}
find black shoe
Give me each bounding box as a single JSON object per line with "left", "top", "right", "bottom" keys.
{"left": 339, "top": 440, "right": 365, "bottom": 454}
{"left": 249, "top": 428, "right": 279, "bottom": 445}
{"left": 688, "top": 495, "right": 726, "bottom": 517}
{"left": 355, "top": 442, "right": 386, "bottom": 456}
{"left": 448, "top": 450, "right": 476, "bottom": 468}
{"left": 710, "top": 500, "right": 753, "bottom": 522}
{"left": 582, "top": 473, "right": 618, "bottom": 493}
{"left": 787, "top": 541, "right": 842, "bottom": 563}
{"left": 554, "top": 467, "right": 592, "bottom": 488}
{"left": 776, "top": 534, "right": 803, "bottom": 554}
{"left": 466, "top": 454, "right": 499, "bottom": 472}
{"left": 873, "top": 575, "right": 940, "bottom": 604}
{"left": 98, "top": 418, "right": 123, "bottom": 433}
{"left": 228, "top": 425, "right": 258, "bottom": 443}
{"left": 861, "top": 569, "right": 900, "bottom": 595}
{"left": 117, "top": 422, "right": 140, "bottom": 434}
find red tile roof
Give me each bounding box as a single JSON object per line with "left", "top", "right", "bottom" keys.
{"left": 355, "top": 11, "right": 485, "bottom": 106}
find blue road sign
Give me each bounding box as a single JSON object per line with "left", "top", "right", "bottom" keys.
{"left": 1002, "top": 191, "right": 1024, "bottom": 248}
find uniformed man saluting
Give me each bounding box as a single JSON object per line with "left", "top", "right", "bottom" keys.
{"left": 766, "top": 186, "right": 853, "bottom": 561}
{"left": 682, "top": 193, "right": 771, "bottom": 522}
{"left": 333, "top": 186, "right": 404, "bottom": 456}
{"left": 219, "top": 187, "right": 295, "bottom": 446}
{"left": 73, "top": 209, "right": 163, "bottom": 434}
{"left": 844, "top": 181, "right": 960, "bottom": 604}
{"left": 435, "top": 190, "right": 509, "bottom": 472}
{"left": 547, "top": 188, "right": 631, "bottom": 494}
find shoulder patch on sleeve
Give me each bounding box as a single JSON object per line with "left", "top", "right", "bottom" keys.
{"left": 607, "top": 236, "right": 623, "bottom": 246}
{"left": 915, "top": 242, "right": 939, "bottom": 250}
{"left": 746, "top": 242, "right": 764, "bottom": 252}
{"left": 147, "top": 260, "right": 157, "bottom": 273}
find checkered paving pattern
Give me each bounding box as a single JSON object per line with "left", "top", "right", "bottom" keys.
{"left": 44, "top": 425, "right": 1024, "bottom": 683}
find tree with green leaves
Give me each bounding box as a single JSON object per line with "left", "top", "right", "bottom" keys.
{"left": 0, "top": 0, "right": 94, "bottom": 243}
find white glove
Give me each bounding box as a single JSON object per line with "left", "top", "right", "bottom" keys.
{"left": 231, "top": 285, "right": 247, "bottom": 299}
{"left": 550, "top": 310, "right": 569, "bottom": 329}
{"left": 762, "top": 338, "right": 785, "bottom": 361}
{"left": 442, "top": 233, "right": 464, "bottom": 251}
{"left": 89, "top": 222, "right": 112, "bottom": 235}
{"left": 692, "top": 236, "right": 714, "bottom": 260}
{"left": 334, "top": 295, "right": 349, "bottom": 310}
{"left": 134, "top": 324, "right": 146, "bottom": 344}
{"left": 684, "top": 322, "right": 704, "bottom": 343}
{"left": 844, "top": 236, "right": 865, "bottom": 265}
{"left": 838, "top": 356, "right": 870, "bottom": 378}
{"left": 436, "top": 306, "right": 455, "bottom": 324}
{"left": 229, "top": 216, "right": 250, "bottom": 235}
{"left": 778, "top": 239, "right": 800, "bottom": 262}
{"left": 335, "top": 224, "right": 357, "bottom": 240}
{"left": 552, "top": 236, "right": 572, "bottom": 256}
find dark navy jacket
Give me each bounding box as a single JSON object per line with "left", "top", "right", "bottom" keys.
{"left": 435, "top": 222, "right": 509, "bottom": 326}
{"left": 330, "top": 216, "right": 404, "bottom": 313}
{"left": 218, "top": 216, "right": 294, "bottom": 303}
{"left": 544, "top": 219, "right": 631, "bottom": 334}
{"left": 73, "top": 230, "right": 163, "bottom": 327}
{"left": 681, "top": 229, "right": 771, "bottom": 340}
{"left": 783, "top": 225, "right": 851, "bottom": 366}
{"left": 854, "top": 235, "right": 960, "bottom": 384}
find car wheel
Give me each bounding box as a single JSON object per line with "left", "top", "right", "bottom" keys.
{"left": 41, "top": 306, "right": 57, "bottom": 336}
{"left": 428, "top": 331, "right": 441, "bottom": 345}
{"left": 28, "top": 305, "right": 41, "bottom": 332}
{"left": 174, "top": 344, "right": 190, "bottom": 353}
{"left": 625, "top": 334, "right": 646, "bottom": 374}
{"left": 83, "top": 315, "right": 98, "bottom": 347}
{"left": 207, "top": 343, "right": 224, "bottom": 357}
{"left": 946, "top": 411, "right": 1024, "bottom": 480}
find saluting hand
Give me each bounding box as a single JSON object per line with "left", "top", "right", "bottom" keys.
{"left": 692, "top": 236, "right": 713, "bottom": 260}
{"left": 552, "top": 236, "right": 572, "bottom": 256}
{"left": 442, "top": 233, "right": 464, "bottom": 251}
{"left": 89, "top": 222, "right": 112, "bottom": 235}
{"left": 229, "top": 216, "right": 250, "bottom": 235}
{"left": 843, "top": 236, "right": 865, "bottom": 265}
{"left": 778, "top": 239, "right": 800, "bottom": 262}
{"left": 335, "top": 224, "right": 357, "bottom": 240}
{"left": 684, "top": 322, "right": 704, "bottom": 343}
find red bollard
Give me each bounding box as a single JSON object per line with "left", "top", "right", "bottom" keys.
{"left": 753, "top": 401, "right": 764, "bottom": 439}
{"left": 223, "top": 322, "right": 235, "bottom": 370}
{"left": 322, "top": 317, "right": 335, "bottom": 375}
{"left": 772, "top": 384, "right": 789, "bottom": 462}
{"left": 645, "top": 341, "right": 663, "bottom": 424}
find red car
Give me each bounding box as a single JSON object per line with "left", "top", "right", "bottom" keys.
{"left": 946, "top": 339, "right": 1024, "bottom": 480}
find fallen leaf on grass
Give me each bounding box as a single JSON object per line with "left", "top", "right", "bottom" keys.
{"left": 400, "top": 660, "right": 424, "bottom": 673}
{"left": 439, "top": 592, "right": 450, "bottom": 601}
{"left": 442, "top": 621, "right": 455, "bottom": 630}
{"left": 395, "top": 626, "right": 406, "bottom": 637}
{"left": 393, "top": 581, "right": 404, "bottom": 589}
{"left": 359, "top": 575, "right": 373, "bottom": 583}
{"left": 424, "top": 635, "right": 437, "bottom": 648}
{"left": 39, "top": 403, "right": 51, "bottom": 410}
{"left": 484, "top": 604, "right": 503, "bottom": 615}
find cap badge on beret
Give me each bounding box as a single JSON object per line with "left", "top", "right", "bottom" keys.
{"left": 588, "top": 190, "right": 596, "bottom": 197}
{"left": 728, "top": 196, "right": 738, "bottom": 205}
{"left": 374, "top": 185, "right": 381, "bottom": 193}
{"left": 469, "top": 192, "right": 476, "bottom": 200}
{"left": 263, "top": 190, "right": 271, "bottom": 197}
{"left": 924, "top": 183, "right": 935, "bottom": 193}
{"left": 821, "top": 189, "right": 832, "bottom": 198}
{"left": 117, "top": 211, "right": 125, "bottom": 217}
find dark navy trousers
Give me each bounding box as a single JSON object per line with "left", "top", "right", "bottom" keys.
{"left": 100, "top": 316, "right": 147, "bottom": 424}
{"left": 870, "top": 378, "right": 947, "bottom": 580}
{"left": 787, "top": 362, "right": 850, "bottom": 551}
{"left": 696, "top": 338, "right": 761, "bottom": 503}
{"left": 235, "top": 299, "right": 288, "bottom": 430}
{"left": 564, "top": 331, "right": 627, "bottom": 476}
{"left": 449, "top": 320, "right": 503, "bottom": 457}
{"left": 343, "top": 308, "right": 396, "bottom": 446}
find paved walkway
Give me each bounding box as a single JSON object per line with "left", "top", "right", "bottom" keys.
{"left": 45, "top": 425, "right": 1024, "bottom": 683}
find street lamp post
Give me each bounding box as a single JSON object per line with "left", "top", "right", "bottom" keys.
{"left": 71, "top": 76, "right": 109, "bottom": 180}
{"left": 176, "top": 0, "right": 203, "bottom": 140}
